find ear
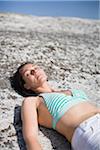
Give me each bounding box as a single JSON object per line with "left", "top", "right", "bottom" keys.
{"left": 24, "top": 83, "right": 30, "bottom": 90}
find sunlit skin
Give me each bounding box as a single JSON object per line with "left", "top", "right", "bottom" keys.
{"left": 20, "top": 63, "right": 100, "bottom": 150}
{"left": 20, "top": 64, "right": 49, "bottom": 92}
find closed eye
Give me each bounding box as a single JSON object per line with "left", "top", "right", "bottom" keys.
{"left": 26, "top": 73, "right": 30, "bottom": 77}
{"left": 34, "top": 66, "right": 40, "bottom": 70}
{"left": 24, "top": 71, "right": 30, "bottom": 77}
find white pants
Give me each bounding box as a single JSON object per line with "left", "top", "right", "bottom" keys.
{"left": 71, "top": 113, "right": 100, "bottom": 150}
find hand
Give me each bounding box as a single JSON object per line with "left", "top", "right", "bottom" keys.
{"left": 61, "top": 89, "right": 72, "bottom": 96}
{"left": 53, "top": 89, "right": 73, "bottom": 96}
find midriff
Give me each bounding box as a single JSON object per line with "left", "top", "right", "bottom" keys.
{"left": 55, "top": 101, "right": 99, "bottom": 142}
{"left": 37, "top": 97, "right": 100, "bottom": 142}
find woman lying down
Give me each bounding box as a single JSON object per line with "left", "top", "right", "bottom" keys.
{"left": 11, "top": 62, "right": 100, "bottom": 150}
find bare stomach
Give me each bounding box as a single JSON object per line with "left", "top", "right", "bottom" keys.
{"left": 56, "top": 101, "right": 99, "bottom": 142}
{"left": 37, "top": 97, "right": 100, "bottom": 142}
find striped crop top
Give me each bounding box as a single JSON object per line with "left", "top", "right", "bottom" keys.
{"left": 39, "top": 89, "right": 88, "bottom": 129}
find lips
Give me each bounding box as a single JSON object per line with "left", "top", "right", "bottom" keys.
{"left": 34, "top": 69, "right": 42, "bottom": 79}
{"left": 35, "top": 69, "right": 46, "bottom": 82}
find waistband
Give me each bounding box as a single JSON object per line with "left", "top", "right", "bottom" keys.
{"left": 79, "top": 113, "right": 100, "bottom": 130}
{"left": 71, "top": 113, "right": 100, "bottom": 150}
{"left": 72, "top": 113, "right": 100, "bottom": 143}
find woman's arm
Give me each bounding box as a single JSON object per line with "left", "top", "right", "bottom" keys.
{"left": 21, "top": 97, "right": 42, "bottom": 150}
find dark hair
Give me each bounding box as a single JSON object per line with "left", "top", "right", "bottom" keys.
{"left": 10, "top": 62, "right": 38, "bottom": 97}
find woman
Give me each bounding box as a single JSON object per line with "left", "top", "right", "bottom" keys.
{"left": 11, "top": 62, "right": 100, "bottom": 150}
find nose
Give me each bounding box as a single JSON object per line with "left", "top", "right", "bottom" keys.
{"left": 31, "top": 70, "right": 35, "bottom": 75}
{"left": 31, "top": 66, "right": 40, "bottom": 75}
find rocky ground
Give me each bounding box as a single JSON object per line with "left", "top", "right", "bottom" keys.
{"left": 0, "top": 13, "right": 100, "bottom": 150}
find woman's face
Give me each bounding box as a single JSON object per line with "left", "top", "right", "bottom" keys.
{"left": 19, "top": 64, "right": 48, "bottom": 90}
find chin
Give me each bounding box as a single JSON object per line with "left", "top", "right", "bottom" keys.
{"left": 40, "top": 78, "right": 47, "bottom": 84}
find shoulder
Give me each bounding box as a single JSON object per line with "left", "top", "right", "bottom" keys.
{"left": 22, "top": 96, "right": 41, "bottom": 108}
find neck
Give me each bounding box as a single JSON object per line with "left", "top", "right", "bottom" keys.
{"left": 31, "top": 82, "right": 53, "bottom": 94}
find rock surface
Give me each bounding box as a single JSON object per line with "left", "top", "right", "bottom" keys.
{"left": 0, "top": 13, "right": 100, "bottom": 150}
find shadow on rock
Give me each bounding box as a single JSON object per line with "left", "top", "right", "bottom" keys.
{"left": 13, "top": 105, "right": 27, "bottom": 150}
{"left": 39, "top": 126, "right": 71, "bottom": 150}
